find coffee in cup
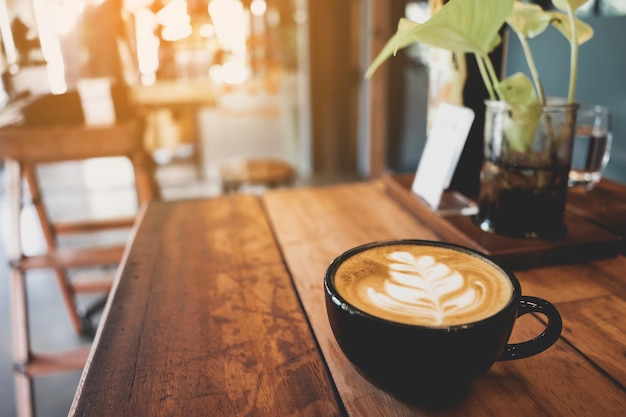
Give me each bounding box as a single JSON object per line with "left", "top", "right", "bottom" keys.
{"left": 324, "top": 240, "right": 562, "bottom": 403}
{"left": 333, "top": 243, "right": 513, "bottom": 327}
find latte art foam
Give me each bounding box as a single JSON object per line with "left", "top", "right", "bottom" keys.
{"left": 367, "top": 252, "right": 488, "bottom": 325}
{"left": 334, "top": 244, "right": 513, "bottom": 326}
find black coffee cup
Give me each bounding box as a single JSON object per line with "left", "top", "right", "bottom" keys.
{"left": 324, "top": 239, "right": 562, "bottom": 404}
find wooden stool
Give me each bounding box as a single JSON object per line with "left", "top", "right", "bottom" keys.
{"left": 0, "top": 117, "right": 160, "bottom": 417}
{"left": 218, "top": 158, "right": 296, "bottom": 194}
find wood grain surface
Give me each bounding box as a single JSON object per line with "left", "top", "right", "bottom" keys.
{"left": 69, "top": 180, "right": 626, "bottom": 417}
{"left": 69, "top": 195, "right": 342, "bottom": 417}
{"left": 263, "top": 181, "right": 626, "bottom": 417}
{"left": 567, "top": 178, "right": 626, "bottom": 253}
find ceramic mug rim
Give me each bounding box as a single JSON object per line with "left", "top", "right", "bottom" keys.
{"left": 324, "top": 239, "right": 522, "bottom": 331}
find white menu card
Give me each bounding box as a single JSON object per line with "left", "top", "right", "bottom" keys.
{"left": 411, "top": 103, "right": 475, "bottom": 210}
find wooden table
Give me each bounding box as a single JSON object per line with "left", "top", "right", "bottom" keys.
{"left": 68, "top": 181, "right": 626, "bottom": 417}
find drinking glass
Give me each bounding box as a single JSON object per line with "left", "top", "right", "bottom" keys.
{"left": 568, "top": 105, "right": 612, "bottom": 190}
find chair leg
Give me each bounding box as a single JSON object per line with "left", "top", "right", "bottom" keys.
{"left": 11, "top": 267, "right": 36, "bottom": 417}
{"left": 131, "top": 150, "right": 161, "bottom": 204}
{"left": 14, "top": 370, "right": 35, "bottom": 417}
{"left": 22, "top": 165, "right": 87, "bottom": 335}
{"left": 76, "top": 293, "right": 109, "bottom": 338}
{"left": 10, "top": 268, "right": 31, "bottom": 383}
{"left": 6, "top": 160, "right": 36, "bottom": 417}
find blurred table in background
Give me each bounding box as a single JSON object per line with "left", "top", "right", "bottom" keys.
{"left": 129, "top": 80, "right": 219, "bottom": 168}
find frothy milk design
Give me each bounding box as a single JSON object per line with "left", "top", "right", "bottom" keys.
{"left": 366, "top": 251, "right": 486, "bottom": 326}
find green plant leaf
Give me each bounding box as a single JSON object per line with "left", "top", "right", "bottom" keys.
{"left": 495, "top": 73, "right": 538, "bottom": 106}
{"left": 365, "top": 0, "right": 513, "bottom": 78}
{"left": 494, "top": 73, "right": 542, "bottom": 153}
{"left": 363, "top": 0, "right": 595, "bottom": 159}
{"left": 548, "top": 12, "right": 594, "bottom": 45}
{"left": 507, "top": 2, "right": 552, "bottom": 39}
{"left": 365, "top": 22, "right": 421, "bottom": 79}
{"left": 503, "top": 102, "right": 543, "bottom": 153}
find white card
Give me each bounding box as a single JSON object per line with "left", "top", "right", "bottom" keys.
{"left": 412, "top": 103, "right": 475, "bottom": 209}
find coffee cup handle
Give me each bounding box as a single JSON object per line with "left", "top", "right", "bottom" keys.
{"left": 498, "top": 296, "right": 563, "bottom": 361}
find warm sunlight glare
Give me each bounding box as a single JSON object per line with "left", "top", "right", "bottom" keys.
{"left": 250, "top": 0, "right": 267, "bottom": 17}
{"left": 156, "top": 0, "right": 192, "bottom": 42}
{"left": 34, "top": 0, "right": 87, "bottom": 92}
{"left": 134, "top": 7, "right": 159, "bottom": 85}
{"left": 208, "top": 0, "right": 247, "bottom": 55}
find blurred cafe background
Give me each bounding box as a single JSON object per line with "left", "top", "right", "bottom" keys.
{"left": 0, "top": 0, "right": 625, "bottom": 416}
{"left": 0, "top": 0, "right": 315, "bottom": 194}
{"left": 1, "top": 0, "right": 624, "bottom": 194}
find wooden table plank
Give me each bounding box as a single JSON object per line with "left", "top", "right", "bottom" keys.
{"left": 557, "top": 292, "right": 626, "bottom": 387}
{"left": 263, "top": 181, "right": 626, "bottom": 417}
{"left": 567, "top": 178, "right": 626, "bottom": 252}
{"left": 69, "top": 196, "right": 342, "bottom": 417}
{"left": 512, "top": 258, "right": 626, "bottom": 388}
{"left": 514, "top": 257, "right": 626, "bottom": 305}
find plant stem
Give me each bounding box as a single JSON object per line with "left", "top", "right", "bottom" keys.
{"left": 475, "top": 53, "right": 497, "bottom": 100}
{"left": 517, "top": 34, "right": 546, "bottom": 105}
{"left": 566, "top": 6, "right": 578, "bottom": 103}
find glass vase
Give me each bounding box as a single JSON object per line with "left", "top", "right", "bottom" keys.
{"left": 473, "top": 99, "right": 579, "bottom": 239}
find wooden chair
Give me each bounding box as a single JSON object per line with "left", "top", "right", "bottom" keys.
{"left": 0, "top": 117, "right": 160, "bottom": 417}
{"left": 218, "top": 157, "right": 296, "bottom": 194}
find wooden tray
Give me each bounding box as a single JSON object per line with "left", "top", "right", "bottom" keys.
{"left": 383, "top": 173, "right": 623, "bottom": 270}
{"left": 567, "top": 179, "right": 626, "bottom": 253}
